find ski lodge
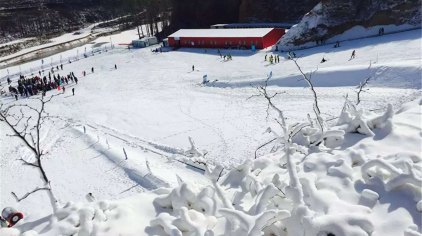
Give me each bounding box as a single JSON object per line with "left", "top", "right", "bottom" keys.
{"left": 167, "top": 28, "right": 285, "bottom": 49}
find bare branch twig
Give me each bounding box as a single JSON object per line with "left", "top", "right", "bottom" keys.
{"left": 11, "top": 187, "right": 51, "bottom": 202}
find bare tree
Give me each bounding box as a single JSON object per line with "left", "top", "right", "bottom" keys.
{"left": 251, "top": 76, "right": 305, "bottom": 205}
{"left": 356, "top": 77, "right": 370, "bottom": 105}
{"left": 0, "top": 94, "right": 60, "bottom": 212}
{"left": 288, "top": 54, "right": 325, "bottom": 132}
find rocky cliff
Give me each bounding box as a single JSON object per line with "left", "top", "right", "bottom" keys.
{"left": 278, "top": 0, "right": 421, "bottom": 48}
{"left": 238, "top": 0, "right": 320, "bottom": 23}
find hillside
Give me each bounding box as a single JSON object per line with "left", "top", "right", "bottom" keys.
{"left": 278, "top": 0, "right": 421, "bottom": 48}
{"left": 0, "top": 0, "right": 143, "bottom": 43}
{"left": 0, "top": 26, "right": 421, "bottom": 235}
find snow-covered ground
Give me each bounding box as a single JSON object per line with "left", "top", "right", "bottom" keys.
{"left": 0, "top": 27, "right": 421, "bottom": 235}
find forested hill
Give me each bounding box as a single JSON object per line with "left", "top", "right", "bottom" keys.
{"left": 169, "top": 0, "right": 320, "bottom": 28}
{"left": 1, "top": 0, "right": 419, "bottom": 46}
{"left": 0, "top": 0, "right": 148, "bottom": 42}
{"left": 1, "top": 0, "right": 318, "bottom": 43}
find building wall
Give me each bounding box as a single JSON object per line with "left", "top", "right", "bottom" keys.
{"left": 262, "top": 28, "right": 285, "bottom": 48}
{"left": 169, "top": 36, "right": 264, "bottom": 49}
{"left": 168, "top": 28, "right": 285, "bottom": 49}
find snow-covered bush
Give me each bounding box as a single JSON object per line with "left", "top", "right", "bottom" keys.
{"left": 337, "top": 98, "right": 394, "bottom": 136}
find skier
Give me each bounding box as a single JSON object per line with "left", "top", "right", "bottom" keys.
{"left": 7, "top": 78, "right": 11, "bottom": 85}
{"left": 72, "top": 88, "right": 75, "bottom": 96}
{"left": 83, "top": 71, "right": 86, "bottom": 77}
{"left": 321, "top": 57, "right": 327, "bottom": 63}
{"left": 115, "top": 64, "right": 117, "bottom": 70}
{"left": 265, "top": 54, "right": 267, "bottom": 61}
{"left": 192, "top": 65, "right": 195, "bottom": 71}
{"left": 350, "top": 50, "right": 356, "bottom": 60}
{"left": 60, "top": 64, "right": 63, "bottom": 70}
{"left": 91, "top": 67, "right": 94, "bottom": 73}
{"left": 74, "top": 76, "right": 78, "bottom": 84}
{"left": 62, "top": 86, "right": 65, "bottom": 94}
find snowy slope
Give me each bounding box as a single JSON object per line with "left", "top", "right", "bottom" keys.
{"left": 0, "top": 28, "right": 421, "bottom": 235}
{"left": 1, "top": 98, "right": 421, "bottom": 236}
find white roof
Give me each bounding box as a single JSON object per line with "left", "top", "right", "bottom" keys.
{"left": 168, "top": 28, "right": 274, "bottom": 38}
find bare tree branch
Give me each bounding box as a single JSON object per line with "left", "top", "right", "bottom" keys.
{"left": 255, "top": 137, "right": 277, "bottom": 159}
{"left": 11, "top": 186, "right": 50, "bottom": 202}
{"left": 290, "top": 58, "right": 321, "bottom": 115}
{"left": 1, "top": 93, "right": 61, "bottom": 212}
{"left": 17, "top": 157, "right": 39, "bottom": 168}
{"left": 356, "top": 77, "right": 371, "bottom": 105}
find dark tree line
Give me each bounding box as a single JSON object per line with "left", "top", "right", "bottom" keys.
{"left": 170, "top": 0, "right": 241, "bottom": 28}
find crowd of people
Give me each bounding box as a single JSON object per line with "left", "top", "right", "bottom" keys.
{"left": 6, "top": 65, "right": 80, "bottom": 100}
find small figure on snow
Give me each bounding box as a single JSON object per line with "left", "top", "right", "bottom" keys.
{"left": 72, "top": 88, "right": 75, "bottom": 96}
{"left": 85, "top": 193, "right": 96, "bottom": 202}
{"left": 378, "top": 27, "right": 385, "bottom": 36}
{"left": 91, "top": 67, "right": 94, "bottom": 73}
{"left": 192, "top": 65, "right": 195, "bottom": 71}
{"left": 334, "top": 41, "right": 340, "bottom": 48}
{"left": 202, "top": 74, "right": 209, "bottom": 84}
{"left": 350, "top": 50, "right": 356, "bottom": 60}
{"left": 62, "top": 86, "right": 65, "bottom": 93}
{"left": 321, "top": 57, "right": 327, "bottom": 63}
{"left": 115, "top": 64, "right": 117, "bottom": 70}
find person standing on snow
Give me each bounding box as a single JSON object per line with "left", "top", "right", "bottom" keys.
{"left": 350, "top": 50, "right": 356, "bottom": 60}
{"left": 192, "top": 65, "right": 195, "bottom": 71}
{"left": 115, "top": 64, "right": 117, "bottom": 70}
{"left": 91, "top": 67, "right": 94, "bottom": 73}
{"left": 72, "top": 88, "right": 75, "bottom": 96}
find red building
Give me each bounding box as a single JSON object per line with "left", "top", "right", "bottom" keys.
{"left": 167, "top": 28, "right": 285, "bottom": 49}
